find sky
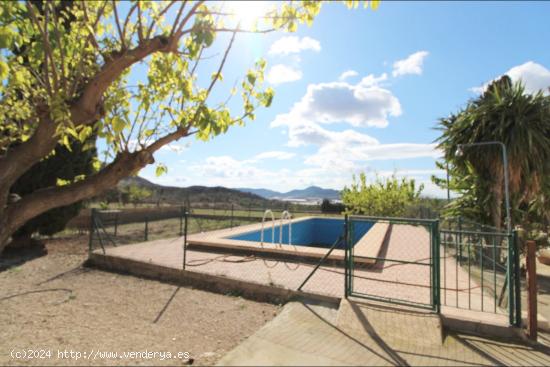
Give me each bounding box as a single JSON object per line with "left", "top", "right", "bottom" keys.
{"left": 129, "top": 1, "right": 550, "bottom": 197}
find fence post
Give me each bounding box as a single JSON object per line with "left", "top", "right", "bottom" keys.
{"left": 434, "top": 220, "right": 441, "bottom": 313}
{"left": 183, "top": 210, "right": 188, "bottom": 270}
{"left": 231, "top": 204, "right": 234, "bottom": 228}
{"left": 144, "top": 216, "right": 149, "bottom": 241}
{"left": 344, "top": 214, "right": 349, "bottom": 298}
{"left": 508, "top": 232, "right": 515, "bottom": 326}
{"left": 526, "top": 240, "right": 537, "bottom": 341}
{"left": 514, "top": 230, "right": 522, "bottom": 327}
{"left": 88, "top": 208, "right": 96, "bottom": 256}
{"left": 458, "top": 216, "right": 463, "bottom": 265}
{"left": 179, "top": 206, "right": 184, "bottom": 236}
{"left": 114, "top": 212, "right": 118, "bottom": 237}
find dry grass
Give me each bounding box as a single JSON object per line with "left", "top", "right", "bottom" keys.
{"left": 0, "top": 236, "right": 280, "bottom": 366}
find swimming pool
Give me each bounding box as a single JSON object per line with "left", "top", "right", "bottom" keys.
{"left": 228, "top": 218, "right": 374, "bottom": 249}
{"left": 187, "top": 216, "right": 388, "bottom": 265}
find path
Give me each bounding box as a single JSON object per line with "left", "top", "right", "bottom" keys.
{"left": 218, "top": 300, "right": 550, "bottom": 366}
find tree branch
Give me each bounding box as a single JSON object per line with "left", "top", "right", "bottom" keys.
{"left": 170, "top": 0, "right": 187, "bottom": 37}
{"left": 26, "top": 1, "right": 54, "bottom": 95}
{"left": 122, "top": 2, "right": 138, "bottom": 43}
{"left": 81, "top": 2, "right": 100, "bottom": 51}
{"left": 51, "top": 4, "right": 67, "bottom": 91}
{"left": 173, "top": 1, "right": 205, "bottom": 40}
{"left": 112, "top": 0, "right": 126, "bottom": 49}
{"left": 2, "top": 150, "right": 155, "bottom": 240}
{"left": 147, "top": 0, "right": 177, "bottom": 39}
{"left": 71, "top": 34, "right": 174, "bottom": 126}
{"left": 145, "top": 126, "right": 192, "bottom": 154}
{"left": 136, "top": 1, "right": 144, "bottom": 42}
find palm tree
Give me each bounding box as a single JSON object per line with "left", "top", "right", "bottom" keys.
{"left": 436, "top": 76, "right": 550, "bottom": 231}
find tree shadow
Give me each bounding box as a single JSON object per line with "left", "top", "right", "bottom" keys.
{"left": 0, "top": 244, "right": 47, "bottom": 272}
{"left": 35, "top": 265, "right": 91, "bottom": 286}
{"left": 454, "top": 332, "right": 550, "bottom": 366}
{"left": 302, "top": 302, "right": 397, "bottom": 365}
{"left": 347, "top": 300, "right": 410, "bottom": 366}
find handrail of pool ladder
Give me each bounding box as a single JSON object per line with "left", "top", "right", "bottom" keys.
{"left": 260, "top": 209, "right": 275, "bottom": 245}
{"left": 280, "top": 210, "right": 292, "bottom": 246}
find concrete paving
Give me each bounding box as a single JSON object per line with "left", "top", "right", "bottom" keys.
{"left": 217, "top": 300, "right": 550, "bottom": 366}
{"left": 98, "top": 223, "right": 503, "bottom": 317}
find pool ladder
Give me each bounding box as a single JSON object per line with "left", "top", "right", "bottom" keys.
{"left": 280, "top": 210, "right": 292, "bottom": 246}
{"left": 260, "top": 210, "right": 275, "bottom": 245}
{"left": 260, "top": 210, "right": 292, "bottom": 246}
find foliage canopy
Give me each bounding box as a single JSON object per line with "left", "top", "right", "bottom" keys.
{"left": 342, "top": 173, "right": 424, "bottom": 217}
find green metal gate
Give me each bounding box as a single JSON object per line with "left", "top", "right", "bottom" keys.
{"left": 439, "top": 217, "right": 521, "bottom": 326}
{"left": 345, "top": 215, "right": 440, "bottom": 312}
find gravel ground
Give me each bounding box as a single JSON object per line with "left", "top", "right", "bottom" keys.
{"left": 0, "top": 236, "right": 280, "bottom": 366}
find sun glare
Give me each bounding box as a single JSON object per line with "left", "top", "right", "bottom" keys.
{"left": 224, "top": 1, "right": 273, "bottom": 29}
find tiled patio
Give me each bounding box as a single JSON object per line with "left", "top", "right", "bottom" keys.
{"left": 92, "top": 223, "right": 507, "bottom": 323}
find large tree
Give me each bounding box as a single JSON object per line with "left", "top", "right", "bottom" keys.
{"left": 5, "top": 1, "right": 99, "bottom": 251}
{"left": 434, "top": 76, "right": 550, "bottom": 232}
{"left": 8, "top": 134, "right": 97, "bottom": 250}
{"left": 0, "top": 1, "right": 380, "bottom": 254}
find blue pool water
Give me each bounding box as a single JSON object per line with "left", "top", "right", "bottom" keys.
{"left": 227, "top": 218, "right": 373, "bottom": 248}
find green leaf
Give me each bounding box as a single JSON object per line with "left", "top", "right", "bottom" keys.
{"left": 112, "top": 117, "right": 125, "bottom": 134}
{"left": 155, "top": 163, "right": 168, "bottom": 177}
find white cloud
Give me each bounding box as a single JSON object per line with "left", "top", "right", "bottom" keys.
{"left": 253, "top": 151, "right": 295, "bottom": 161}
{"left": 271, "top": 77, "right": 401, "bottom": 129}
{"left": 268, "top": 72, "right": 439, "bottom": 183}
{"left": 338, "top": 70, "right": 359, "bottom": 81}
{"left": 470, "top": 61, "right": 550, "bottom": 95}
{"left": 266, "top": 64, "right": 302, "bottom": 85}
{"left": 188, "top": 155, "right": 351, "bottom": 191}
{"left": 268, "top": 36, "right": 321, "bottom": 56}
{"left": 144, "top": 151, "right": 445, "bottom": 197}
{"left": 358, "top": 73, "right": 388, "bottom": 87}
{"left": 304, "top": 140, "right": 440, "bottom": 170}
{"left": 159, "top": 142, "right": 190, "bottom": 154}
{"left": 392, "top": 51, "right": 429, "bottom": 77}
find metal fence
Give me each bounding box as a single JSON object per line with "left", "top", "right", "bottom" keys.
{"left": 343, "top": 215, "right": 440, "bottom": 311}
{"left": 88, "top": 207, "right": 263, "bottom": 253}
{"left": 88, "top": 208, "right": 521, "bottom": 326}
{"left": 439, "top": 216, "right": 521, "bottom": 326}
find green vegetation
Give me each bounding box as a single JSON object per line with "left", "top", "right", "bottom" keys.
{"left": 124, "top": 184, "right": 152, "bottom": 208}
{"left": 341, "top": 173, "right": 424, "bottom": 217}
{"left": 320, "top": 199, "right": 345, "bottom": 214}
{"left": 434, "top": 76, "right": 550, "bottom": 246}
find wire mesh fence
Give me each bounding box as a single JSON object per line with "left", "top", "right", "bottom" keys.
{"left": 439, "top": 216, "right": 521, "bottom": 325}
{"left": 440, "top": 217, "right": 512, "bottom": 313}
{"left": 345, "top": 216, "right": 439, "bottom": 310}
{"left": 88, "top": 208, "right": 264, "bottom": 251}
{"left": 88, "top": 208, "right": 521, "bottom": 324}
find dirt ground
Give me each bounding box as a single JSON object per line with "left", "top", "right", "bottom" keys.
{"left": 0, "top": 236, "right": 280, "bottom": 366}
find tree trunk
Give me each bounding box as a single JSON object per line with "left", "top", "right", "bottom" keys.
{"left": 0, "top": 150, "right": 154, "bottom": 255}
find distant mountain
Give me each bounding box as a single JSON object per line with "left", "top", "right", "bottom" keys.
{"left": 283, "top": 186, "right": 341, "bottom": 200}
{"left": 109, "top": 177, "right": 340, "bottom": 206}
{"left": 236, "top": 188, "right": 281, "bottom": 199}
{"left": 236, "top": 185, "right": 340, "bottom": 200}
{"left": 115, "top": 176, "right": 271, "bottom": 206}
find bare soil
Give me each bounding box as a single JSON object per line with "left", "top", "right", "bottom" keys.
{"left": 0, "top": 236, "right": 280, "bottom": 366}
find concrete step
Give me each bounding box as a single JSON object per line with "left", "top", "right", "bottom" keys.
{"left": 336, "top": 298, "right": 444, "bottom": 347}
{"left": 217, "top": 301, "right": 399, "bottom": 366}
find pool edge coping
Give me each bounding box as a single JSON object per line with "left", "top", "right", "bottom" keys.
{"left": 187, "top": 216, "right": 389, "bottom": 265}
